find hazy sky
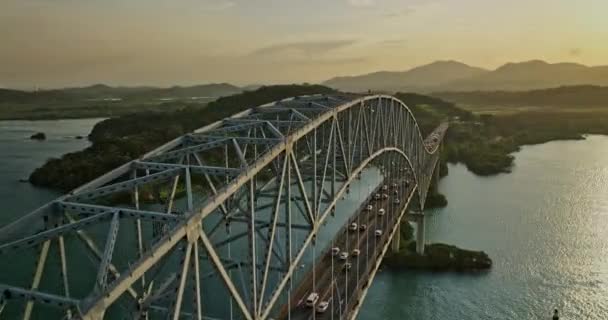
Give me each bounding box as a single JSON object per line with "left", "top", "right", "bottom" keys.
{"left": 1, "top": 0, "right": 607, "bottom": 88}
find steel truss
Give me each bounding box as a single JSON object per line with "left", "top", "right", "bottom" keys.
{"left": 0, "top": 94, "right": 447, "bottom": 320}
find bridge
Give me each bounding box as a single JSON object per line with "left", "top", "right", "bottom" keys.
{"left": 0, "top": 94, "right": 447, "bottom": 320}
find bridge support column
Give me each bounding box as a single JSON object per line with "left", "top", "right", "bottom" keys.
{"left": 415, "top": 216, "right": 426, "bottom": 255}
{"left": 430, "top": 160, "right": 441, "bottom": 194}
{"left": 391, "top": 222, "right": 401, "bottom": 253}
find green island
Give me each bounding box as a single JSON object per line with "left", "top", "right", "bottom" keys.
{"left": 28, "top": 84, "right": 336, "bottom": 191}
{"left": 383, "top": 221, "right": 492, "bottom": 271}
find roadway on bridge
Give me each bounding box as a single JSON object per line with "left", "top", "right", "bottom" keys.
{"left": 281, "top": 168, "right": 415, "bottom": 320}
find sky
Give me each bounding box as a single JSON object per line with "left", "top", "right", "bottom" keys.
{"left": 1, "top": 0, "right": 607, "bottom": 89}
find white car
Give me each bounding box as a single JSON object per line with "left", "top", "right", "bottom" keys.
{"left": 306, "top": 292, "right": 319, "bottom": 307}
{"left": 366, "top": 205, "right": 373, "bottom": 211}
{"left": 374, "top": 193, "right": 381, "bottom": 200}
{"left": 394, "top": 198, "right": 401, "bottom": 205}
{"left": 378, "top": 208, "right": 385, "bottom": 216}
{"left": 316, "top": 301, "right": 330, "bottom": 313}
{"left": 331, "top": 247, "right": 340, "bottom": 256}
{"left": 339, "top": 252, "right": 349, "bottom": 260}
{"left": 352, "top": 249, "right": 361, "bottom": 257}
{"left": 375, "top": 229, "right": 383, "bottom": 237}
{"left": 349, "top": 222, "right": 358, "bottom": 231}
{"left": 382, "top": 193, "right": 389, "bottom": 200}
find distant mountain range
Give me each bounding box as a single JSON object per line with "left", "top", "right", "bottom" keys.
{"left": 323, "top": 60, "right": 608, "bottom": 92}
{"left": 0, "top": 83, "right": 242, "bottom": 104}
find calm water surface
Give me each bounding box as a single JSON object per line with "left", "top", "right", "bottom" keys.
{"left": 1, "top": 119, "right": 607, "bottom": 319}
{"left": 0, "top": 119, "right": 103, "bottom": 222}
{"left": 360, "top": 135, "right": 608, "bottom": 319}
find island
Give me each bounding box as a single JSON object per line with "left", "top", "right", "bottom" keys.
{"left": 29, "top": 132, "right": 46, "bottom": 140}
{"left": 384, "top": 242, "right": 492, "bottom": 271}
{"left": 384, "top": 222, "right": 492, "bottom": 271}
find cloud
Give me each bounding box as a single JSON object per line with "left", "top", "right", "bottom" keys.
{"left": 347, "top": 0, "right": 375, "bottom": 7}
{"left": 249, "top": 40, "right": 357, "bottom": 58}
{"left": 568, "top": 48, "right": 582, "bottom": 57}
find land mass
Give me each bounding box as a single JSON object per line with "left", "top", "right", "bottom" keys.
{"left": 324, "top": 60, "right": 608, "bottom": 93}
{"left": 26, "top": 84, "right": 608, "bottom": 194}
{"left": 384, "top": 242, "right": 492, "bottom": 271}
{"left": 383, "top": 222, "right": 492, "bottom": 271}
{"left": 0, "top": 83, "right": 242, "bottom": 120}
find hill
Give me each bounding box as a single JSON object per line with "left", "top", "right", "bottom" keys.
{"left": 440, "top": 60, "right": 608, "bottom": 91}
{"left": 29, "top": 84, "right": 336, "bottom": 191}
{"left": 433, "top": 85, "right": 608, "bottom": 108}
{"left": 323, "top": 60, "right": 608, "bottom": 93}
{"left": 323, "top": 61, "right": 488, "bottom": 92}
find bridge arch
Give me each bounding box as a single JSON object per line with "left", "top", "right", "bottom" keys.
{"left": 0, "top": 94, "right": 447, "bottom": 320}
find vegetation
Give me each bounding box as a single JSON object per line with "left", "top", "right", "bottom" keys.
{"left": 384, "top": 242, "right": 492, "bottom": 271}
{"left": 385, "top": 220, "right": 492, "bottom": 271}
{"left": 434, "top": 85, "right": 608, "bottom": 108}
{"left": 0, "top": 83, "right": 241, "bottom": 120}
{"left": 29, "top": 84, "right": 336, "bottom": 191}
{"left": 425, "top": 189, "right": 448, "bottom": 208}
{"left": 396, "top": 90, "right": 608, "bottom": 176}
{"left": 28, "top": 86, "right": 608, "bottom": 192}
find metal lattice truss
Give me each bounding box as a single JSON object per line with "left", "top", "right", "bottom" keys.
{"left": 0, "top": 94, "right": 447, "bottom": 320}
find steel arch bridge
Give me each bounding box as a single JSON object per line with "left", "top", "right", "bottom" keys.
{"left": 0, "top": 94, "right": 447, "bottom": 320}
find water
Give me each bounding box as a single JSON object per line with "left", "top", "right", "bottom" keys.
{"left": 1, "top": 119, "right": 608, "bottom": 319}
{"left": 0, "top": 119, "right": 103, "bottom": 223}
{"left": 359, "top": 135, "right": 608, "bottom": 320}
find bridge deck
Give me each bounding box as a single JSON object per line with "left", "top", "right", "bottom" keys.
{"left": 280, "top": 174, "right": 415, "bottom": 320}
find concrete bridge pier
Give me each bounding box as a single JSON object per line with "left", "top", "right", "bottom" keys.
{"left": 415, "top": 215, "right": 426, "bottom": 255}
{"left": 406, "top": 211, "right": 426, "bottom": 255}
{"left": 430, "top": 159, "right": 441, "bottom": 194}
{"left": 391, "top": 222, "right": 401, "bottom": 253}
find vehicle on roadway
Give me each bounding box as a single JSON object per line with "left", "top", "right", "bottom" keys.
{"left": 382, "top": 184, "right": 388, "bottom": 191}
{"left": 306, "top": 292, "right": 319, "bottom": 307}
{"left": 352, "top": 249, "right": 361, "bottom": 257}
{"left": 382, "top": 193, "right": 389, "bottom": 199}
{"left": 331, "top": 247, "right": 340, "bottom": 256}
{"left": 359, "top": 224, "right": 367, "bottom": 231}
{"left": 366, "top": 204, "right": 373, "bottom": 211}
{"left": 316, "top": 301, "right": 330, "bottom": 313}
{"left": 339, "top": 252, "right": 349, "bottom": 260}
{"left": 394, "top": 198, "right": 401, "bottom": 204}
{"left": 349, "top": 222, "right": 358, "bottom": 231}
{"left": 374, "top": 193, "right": 381, "bottom": 200}
{"left": 342, "top": 262, "right": 352, "bottom": 272}
{"left": 375, "top": 229, "right": 383, "bottom": 237}
{"left": 378, "top": 208, "right": 385, "bottom": 216}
